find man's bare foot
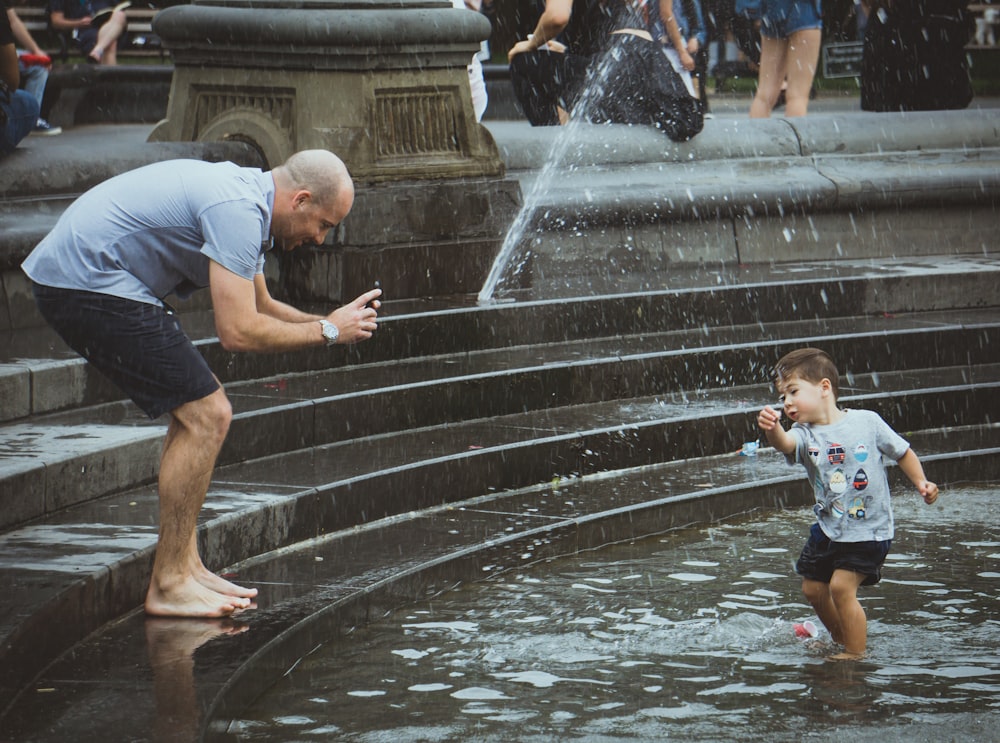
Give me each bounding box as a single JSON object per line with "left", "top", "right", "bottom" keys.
{"left": 827, "top": 650, "right": 865, "bottom": 662}
{"left": 194, "top": 565, "right": 258, "bottom": 599}
{"left": 145, "top": 575, "right": 253, "bottom": 618}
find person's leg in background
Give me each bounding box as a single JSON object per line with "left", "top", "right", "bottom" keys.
{"left": 780, "top": 26, "right": 820, "bottom": 116}
{"left": 17, "top": 60, "right": 60, "bottom": 135}
{"left": 1, "top": 86, "right": 39, "bottom": 154}
{"left": 749, "top": 32, "right": 787, "bottom": 116}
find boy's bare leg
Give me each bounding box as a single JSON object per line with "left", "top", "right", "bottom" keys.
{"left": 802, "top": 577, "right": 844, "bottom": 643}
{"left": 145, "top": 389, "right": 255, "bottom": 617}
{"left": 827, "top": 569, "right": 868, "bottom": 659}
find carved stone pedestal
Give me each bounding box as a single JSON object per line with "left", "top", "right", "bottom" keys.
{"left": 150, "top": 0, "right": 518, "bottom": 301}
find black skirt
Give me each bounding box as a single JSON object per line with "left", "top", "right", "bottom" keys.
{"left": 573, "top": 33, "right": 704, "bottom": 142}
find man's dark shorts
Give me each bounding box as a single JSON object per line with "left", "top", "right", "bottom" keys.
{"left": 795, "top": 522, "right": 892, "bottom": 586}
{"left": 32, "top": 283, "right": 220, "bottom": 419}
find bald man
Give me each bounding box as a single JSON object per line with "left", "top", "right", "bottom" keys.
{"left": 22, "top": 151, "right": 381, "bottom": 618}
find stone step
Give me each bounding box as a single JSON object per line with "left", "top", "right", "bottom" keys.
{"left": 1, "top": 357, "right": 997, "bottom": 702}
{"left": 1, "top": 419, "right": 996, "bottom": 736}
{"left": 5, "top": 257, "right": 1000, "bottom": 418}
{"left": 3, "top": 307, "right": 999, "bottom": 530}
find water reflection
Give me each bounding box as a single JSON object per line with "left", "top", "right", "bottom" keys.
{"left": 145, "top": 617, "right": 248, "bottom": 743}
{"left": 232, "top": 486, "right": 1000, "bottom": 741}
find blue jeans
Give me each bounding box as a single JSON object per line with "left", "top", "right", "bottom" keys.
{"left": 1, "top": 88, "right": 40, "bottom": 156}
{"left": 18, "top": 61, "right": 48, "bottom": 108}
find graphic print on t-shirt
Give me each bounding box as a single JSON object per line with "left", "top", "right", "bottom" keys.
{"left": 829, "top": 468, "right": 848, "bottom": 494}
{"left": 852, "top": 469, "right": 869, "bottom": 491}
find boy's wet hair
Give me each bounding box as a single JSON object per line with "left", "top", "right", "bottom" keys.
{"left": 773, "top": 348, "right": 840, "bottom": 400}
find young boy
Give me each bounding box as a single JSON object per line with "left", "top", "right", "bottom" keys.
{"left": 757, "top": 347, "right": 939, "bottom": 660}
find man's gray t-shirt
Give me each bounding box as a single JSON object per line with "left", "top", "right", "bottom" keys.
{"left": 785, "top": 409, "right": 910, "bottom": 543}
{"left": 22, "top": 159, "right": 274, "bottom": 306}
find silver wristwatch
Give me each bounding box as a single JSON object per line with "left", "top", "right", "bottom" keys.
{"left": 318, "top": 319, "right": 339, "bottom": 346}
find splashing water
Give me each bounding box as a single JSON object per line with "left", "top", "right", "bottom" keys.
{"left": 477, "top": 47, "right": 623, "bottom": 304}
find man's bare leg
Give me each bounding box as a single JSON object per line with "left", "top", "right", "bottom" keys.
{"left": 145, "top": 388, "right": 254, "bottom": 617}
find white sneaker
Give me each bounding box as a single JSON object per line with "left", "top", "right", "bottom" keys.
{"left": 32, "top": 118, "right": 62, "bottom": 136}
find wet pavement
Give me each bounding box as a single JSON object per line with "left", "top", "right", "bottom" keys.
{"left": 231, "top": 484, "right": 1000, "bottom": 742}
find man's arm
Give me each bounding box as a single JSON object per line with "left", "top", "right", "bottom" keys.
{"left": 508, "top": 0, "right": 572, "bottom": 60}
{"left": 7, "top": 9, "right": 44, "bottom": 55}
{"left": 209, "top": 262, "right": 379, "bottom": 352}
{"left": 252, "top": 274, "right": 324, "bottom": 324}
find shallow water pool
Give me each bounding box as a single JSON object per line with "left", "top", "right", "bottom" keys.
{"left": 232, "top": 484, "right": 1000, "bottom": 741}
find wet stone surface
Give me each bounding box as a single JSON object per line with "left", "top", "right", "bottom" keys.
{"left": 230, "top": 485, "right": 1000, "bottom": 742}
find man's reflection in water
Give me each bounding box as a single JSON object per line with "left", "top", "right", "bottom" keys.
{"left": 145, "top": 617, "right": 249, "bottom": 742}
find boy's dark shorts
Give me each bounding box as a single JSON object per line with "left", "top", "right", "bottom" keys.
{"left": 32, "top": 283, "right": 220, "bottom": 419}
{"left": 795, "top": 522, "right": 892, "bottom": 586}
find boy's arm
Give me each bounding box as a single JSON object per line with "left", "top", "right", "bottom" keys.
{"left": 757, "top": 405, "right": 795, "bottom": 455}
{"left": 896, "top": 448, "right": 939, "bottom": 504}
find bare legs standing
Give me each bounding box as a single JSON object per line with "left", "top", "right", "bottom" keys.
{"left": 749, "top": 28, "right": 821, "bottom": 118}
{"left": 144, "top": 388, "right": 257, "bottom": 617}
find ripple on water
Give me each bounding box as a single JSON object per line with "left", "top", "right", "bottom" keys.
{"left": 238, "top": 485, "right": 1000, "bottom": 742}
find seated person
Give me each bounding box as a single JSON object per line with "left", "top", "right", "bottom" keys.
{"left": 507, "top": 0, "right": 596, "bottom": 126}
{"left": 49, "top": 0, "right": 128, "bottom": 65}
{"left": 2, "top": 0, "right": 40, "bottom": 155}
{"left": 581, "top": 0, "right": 703, "bottom": 141}
{"left": 508, "top": 0, "right": 702, "bottom": 141}
{"left": 6, "top": 6, "right": 60, "bottom": 134}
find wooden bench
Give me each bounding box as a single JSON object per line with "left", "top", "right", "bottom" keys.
{"left": 11, "top": 2, "right": 165, "bottom": 62}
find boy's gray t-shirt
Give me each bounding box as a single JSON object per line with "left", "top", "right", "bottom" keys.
{"left": 785, "top": 409, "right": 910, "bottom": 542}
{"left": 22, "top": 159, "right": 274, "bottom": 306}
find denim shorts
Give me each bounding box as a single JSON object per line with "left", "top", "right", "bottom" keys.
{"left": 31, "top": 283, "right": 220, "bottom": 419}
{"left": 761, "top": 0, "right": 823, "bottom": 38}
{"left": 795, "top": 522, "right": 891, "bottom": 586}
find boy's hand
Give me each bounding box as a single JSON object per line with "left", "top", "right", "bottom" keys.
{"left": 757, "top": 405, "right": 782, "bottom": 431}
{"left": 919, "top": 481, "right": 939, "bottom": 505}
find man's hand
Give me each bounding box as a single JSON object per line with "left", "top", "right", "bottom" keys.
{"left": 326, "top": 288, "right": 381, "bottom": 344}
